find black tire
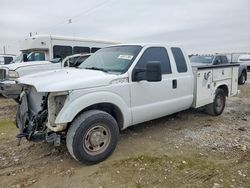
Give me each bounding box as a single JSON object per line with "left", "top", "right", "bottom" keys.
{"left": 239, "top": 72, "right": 246, "bottom": 85}
{"left": 205, "top": 88, "right": 226, "bottom": 116}
{"left": 66, "top": 110, "right": 119, "bottom": 164}
{"left": 15, "top": 104, "right": 21, "bottom": 128}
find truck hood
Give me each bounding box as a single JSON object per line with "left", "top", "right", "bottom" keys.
{"left": 18, "top": 68, "right": 119, "bottom": 92}
{"left": 0, "top": 61, "right": 52, "bottom": 70}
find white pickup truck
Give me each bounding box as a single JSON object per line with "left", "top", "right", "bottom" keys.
{"left": 0, "top": 54, "right": 90, "bottom": 100}
{"left": 16, "top": 44, "right": 239, "bottom": 164}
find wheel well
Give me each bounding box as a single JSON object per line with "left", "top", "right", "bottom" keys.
{"left": 77, "top": 103, "right": 124, "bottom": 130}
{"left": 218, "top": 85, "right": 229, "bottom": 96}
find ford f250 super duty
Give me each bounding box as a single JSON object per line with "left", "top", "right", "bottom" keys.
{"left": 15, "top": 44, "right": 239, "bottom": 164}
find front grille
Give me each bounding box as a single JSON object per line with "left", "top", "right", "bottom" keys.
{"left": 0, "top": 69, "right": 7, "bottom": 81}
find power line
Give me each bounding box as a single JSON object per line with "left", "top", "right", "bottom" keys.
{"left": 37, "top": 0, "right": 112, "bottom": 33}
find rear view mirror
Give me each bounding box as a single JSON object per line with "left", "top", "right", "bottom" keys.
{"left": 146, "top": 61, "right": 162, "bottom": 82}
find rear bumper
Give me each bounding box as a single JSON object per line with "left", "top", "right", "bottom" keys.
{"left": 0, "top": 80, "right": 22, "bottom": 99}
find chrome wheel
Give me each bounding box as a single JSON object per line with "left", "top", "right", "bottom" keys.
{"left": 83, "top": 124, "right": 111, "bottom": 155}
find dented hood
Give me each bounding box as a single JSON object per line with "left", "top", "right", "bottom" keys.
{"left": 18, "top": 68, "right": 118, "bottom": 92}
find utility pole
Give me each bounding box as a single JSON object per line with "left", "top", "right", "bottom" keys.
{"left": 3, "top": 46, "right": 6, "bottom": 54}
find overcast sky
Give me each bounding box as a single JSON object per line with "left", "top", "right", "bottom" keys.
{"left": 0, "top": 0, "right": 250, "bottom": 54}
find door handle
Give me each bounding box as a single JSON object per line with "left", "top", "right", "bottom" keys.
{"left": 172, "top": 79, "right": 177, "bottom": 89}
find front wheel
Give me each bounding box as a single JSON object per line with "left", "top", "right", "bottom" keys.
{"left": 66, "top": 110, "right": 119, "bottom": 164}
{"left": 205, "top": 88, "right": 226, "bottom": 116}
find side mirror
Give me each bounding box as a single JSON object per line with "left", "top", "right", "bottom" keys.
{"left": 132, "top": 61, "right": 162, "bottom": 82}
{"left": 146, "top": 61, "right": 162, "bottom": 82}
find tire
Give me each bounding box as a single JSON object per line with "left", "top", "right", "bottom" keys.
{"left": 238, "top": 72, "right": 246, "bottom": 85}
{"left": 66, "top": 110, "right": 119, "bottom": 164}
{"left": 205, "top": 88, "right": 226, "bottom": 116}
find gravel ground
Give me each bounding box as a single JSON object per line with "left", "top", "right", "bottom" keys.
{"left": 0, "top": 73, "right": 249, "bottom": 188}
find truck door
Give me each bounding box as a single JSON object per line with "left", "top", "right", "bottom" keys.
{"left": 130, "top": 47, "right": 192, "bottom": 125}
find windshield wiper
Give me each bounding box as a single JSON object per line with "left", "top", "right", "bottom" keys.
{"left": 85, "top": 67, "right": 108, "bottom": 72}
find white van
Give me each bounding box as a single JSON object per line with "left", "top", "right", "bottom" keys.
{"left": 12, "top": 34, "right": 118, "bottom": 63}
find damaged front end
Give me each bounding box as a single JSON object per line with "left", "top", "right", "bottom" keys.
{"left": 16, "top": 86, "right": 68, "bottom": 146}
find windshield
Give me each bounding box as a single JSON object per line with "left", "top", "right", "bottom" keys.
{"left": 11, "top": 53, "right": 23, "bottom": 63}
{"left": 11, "top": 51, "right": 46, "bottom": 63}
{"left": 190, "top": 55, "right": 214, "bottom": 64}
{"left": 27, "top": 51, "right": 45, "bottom": 61}
{"left": 79, "top": 45, "right": 142, "bottom": 73}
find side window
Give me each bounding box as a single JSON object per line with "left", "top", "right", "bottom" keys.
{"left": 135, "top": 47, "right": 172, "bottom": 74}
{"left": 214, "top": 56, "right": 222, "bottom": 65}
{"left": 73, "top": 46, "right": 90, "bottom": 54}
{"left": 171, "top": 47, "right": 187, "bottom": 73}
{"left": 221, "top": 56, "right": 229, "bottom": 64}
{"left": 4, "top": 57, "right": 13, "bottom": 64}
{"left": 91, "top": 47, "right": 101, "bottom": 53}
{"left": 53, "top": 45, "right": 72, "bottom": 59}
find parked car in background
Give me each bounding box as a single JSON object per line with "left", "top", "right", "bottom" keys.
{"left": 11, "top": 34, "right": 118, "bottom": 63}
{"left": 237, "top": 54, "right": 250, "bottom": 71}
{"left": 15, "top": 44, "right": 239, "bottom": 164}
{"left": 0, "top": 53, "right": 91, "bottom": 100}
{"left": 190, "top": 54, "right": 247, "bottom": 85}
{"left": 225, "top": 53, "right": 248, "bottom": 84}
{"left": 0, "top": 54, "right": 16, "bottom": 65}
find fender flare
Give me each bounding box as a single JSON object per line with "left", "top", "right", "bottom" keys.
{"left": 55, "top": 91, "right": 132, "bottom": 129}
{"left": 215, "top": 83, "right": 230, "bottom": 97}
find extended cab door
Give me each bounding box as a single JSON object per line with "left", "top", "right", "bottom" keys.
{"left": 129, "top": 46, "right": 193, "bottom": 125}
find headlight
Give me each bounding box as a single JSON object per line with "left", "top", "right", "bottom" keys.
{"left": 8, "top": 70, "right": 19, "bottom": 79}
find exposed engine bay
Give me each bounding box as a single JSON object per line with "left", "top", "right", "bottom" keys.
{"left": 16, "top": 86, "right": 67, "bottom": 146}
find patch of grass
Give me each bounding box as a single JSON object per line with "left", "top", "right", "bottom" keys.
{"left": 0, "top": 119, "right": 16, "bottom": 133}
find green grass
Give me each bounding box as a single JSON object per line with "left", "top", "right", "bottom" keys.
{"left": 0, "top": 119, "right": 16, "bottom": 133}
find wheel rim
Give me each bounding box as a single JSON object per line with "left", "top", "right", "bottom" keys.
{"left": 215, "top": 94, "right": 224, "bottom": 113}
{"left": 83, "top": 124, "right": 111, "bottom": 155}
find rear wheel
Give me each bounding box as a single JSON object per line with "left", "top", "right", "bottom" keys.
{"left": 239, "top": 72, "right": 246, "bottom": 85}
{"left": 205, "top": 88, "right": 226, "bottom": 116}
{"left": 66, "top": 110, "right": 119, "bottom": 164}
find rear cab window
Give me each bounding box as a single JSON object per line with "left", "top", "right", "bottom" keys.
{"left": 221, "top": 56, "right": 229, "bottom": 64}
{"left": 171, "top": 47, "right": 188, "bottom": 73}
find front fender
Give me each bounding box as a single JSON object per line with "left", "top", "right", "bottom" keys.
{"left": 55, "top": 91, "right": 132, "bottom": 129}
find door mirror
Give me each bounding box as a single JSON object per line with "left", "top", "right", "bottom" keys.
{"left": 146, "top": 61, "right": 162, "bottom": 82}
{"left": 132, "top": 61, "right": 162, "bottom": 82}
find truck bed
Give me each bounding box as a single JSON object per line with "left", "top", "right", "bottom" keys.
{"left": 192, "top": 64, "right": 239, "bottom": 108}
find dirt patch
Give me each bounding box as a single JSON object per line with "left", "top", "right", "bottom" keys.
{"left": 0, "top": 74, "right": 250, "bottom": 188}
